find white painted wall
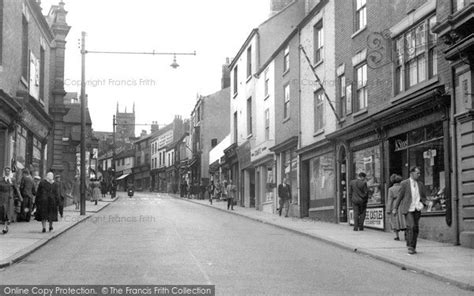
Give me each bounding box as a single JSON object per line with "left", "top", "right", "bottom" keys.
{"left": 299, "top": 2, "right": 337, "bottom": 148}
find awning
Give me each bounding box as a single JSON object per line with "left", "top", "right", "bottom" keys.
{"left": 116, "top": 173, "right": 130, "bottom": 181}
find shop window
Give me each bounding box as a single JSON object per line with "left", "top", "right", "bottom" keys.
{"left": 282, "top": 149, "right": 298, "bottom": 204}
{"left": 352, "top": 145, "right": 382, "bottom": 205}
{"left": 266, "top": 165, "right": 274, "bottom": 202}
{"left": 309, "top": 153, "right": 335, "bottom": 207}
{"left": 389, "top": 123, "right": 446, "bottom": 213}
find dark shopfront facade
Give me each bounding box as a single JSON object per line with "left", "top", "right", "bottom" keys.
{"left": 329, "top": 87, "right": 455, "bottom": 243}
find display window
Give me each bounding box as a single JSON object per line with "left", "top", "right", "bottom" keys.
{"left": 282, "top": 148, "right": 298, "bottom": 204}
{"left": 389, "top": 123, "right": 446, "bottom": 213}
{"left": 309, "top": 153, "right": 335, "bottom": 206}
{"left": 265, "top": 164, "right": 274, "bottom": 202}
{"left": 352, "top": 145, "right": 382, "bottom": 205}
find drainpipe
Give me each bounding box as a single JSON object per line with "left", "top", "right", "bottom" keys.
{"left": 450, "top": 70, "right": 460, "bottom": 245}
{"left": 297, "top": 27, "right": 303, "bottom": 216}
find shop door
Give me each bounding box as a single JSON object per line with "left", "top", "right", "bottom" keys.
{"left": 249, "top": 168, "right": 255, "bottom": 208}
{"left": 339, "top": 147, "right": 348, "bottom": 223}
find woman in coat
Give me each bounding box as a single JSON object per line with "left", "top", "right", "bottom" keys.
{"left": 0, "top": 167, "right": 13, "bottom": 234}
{"left": 91, "top": 179, "right": 101, "bottom": 205}
{"left": 35, "top": 172, "right": 59, "bottom": 232}
{"left": 386, "top": 174, "right": 406, "bottom": 241}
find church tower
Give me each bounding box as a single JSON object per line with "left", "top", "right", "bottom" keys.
{"left": 115, "top": 102, "right": 136, "bottom": 143}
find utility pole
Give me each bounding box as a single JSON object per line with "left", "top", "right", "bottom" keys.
{"left": 80, "top": 31, "right": 87, "bottom": 215}
{"left": 112, "top": 115, "right": 116, "bottom": 198}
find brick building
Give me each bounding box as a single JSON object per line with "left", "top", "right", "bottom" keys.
{"left": 327, "top": 0, "right": 454, "bottom": 243}
{"left": 0, "top": 0, "right": 69, "bottom": 180}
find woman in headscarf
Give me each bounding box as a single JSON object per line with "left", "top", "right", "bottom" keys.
{"left": 0, "top": 167, "right": 13, "bottom": 234}
{"left": 35, "top": 172, "right": 59, "bottom": 232}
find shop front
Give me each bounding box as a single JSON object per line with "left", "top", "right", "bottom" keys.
{"left": 237, "top": 141, "right": 252, "bottom": 208}
{"left": 329, "top": 88, "right": 454, "bottom": 242}
{"left": 223, "top": 143, "right": 238, "bottom": 202}
{"left": 348, "top": 136, "right": 385, "bottom": 230}
{"left": 299, "top": 141, "right": 336, "bottom": 222}
{"left": 132, "top": 164, "right": 150, "bottom": 192}
{"left": 251, "top": 141, "right": 275, "bottom": 214}
{"left": 270, "top": 136, "right": 298, "bottom": 217}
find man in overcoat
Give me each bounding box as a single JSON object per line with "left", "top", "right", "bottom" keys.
{"left": 278, "top": 178, "right": 291, "bottom": 217}
{"left": 349, "top": 172, "right": 369, "bottom": 231}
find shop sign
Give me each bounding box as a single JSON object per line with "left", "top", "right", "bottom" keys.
{"left": 251, "top": 142, "right": 272, "bottom": 162}
{"left": 394, "top": 139, "right": 408, "bottom": 152}
{"left": 349, "top": 207, "right": 384, "bottom": 229}
{"left": 22, "top": 109, "right": 49, "bottom": 139}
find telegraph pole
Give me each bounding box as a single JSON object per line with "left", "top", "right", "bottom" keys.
{"left": 112, "top": 115, "right": 116, "bottom": 198}
{"left": 80, "top": 31, "right": 87, "bottom": 215}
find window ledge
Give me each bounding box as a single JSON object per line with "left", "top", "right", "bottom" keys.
{"left": 351, "top": 26, "right": 367, "bottom": 39}
{"left": 233, "top": 92, "right": 238, "bottom": 99}
{"left": 391, "top": 76, "right": 439, "bottom": 103}
{"left": 282, "top": 117, "right": 291, "bottom": 123}
{"left": 313, "top": 129, "right": 325, "bottom": 137}
{"left": 338, "top": 117, "right": 346, "bottom": 124}
{"left": 353, "top": 108, "right": 368, "bottom": 117}
{"left": 247, "top": 133, "right": 253, "bottom": 139}
{"left": 313, "top": 59, "right": 323, "bottom": 69}
{"left": 283, "top": 69, "right": 290, "bottom": 77}
{"left": 246, "top": 75, "right": 252, "bottom": 83}
{"left": 264, "top": 94, "right": 270, "bottom": 101}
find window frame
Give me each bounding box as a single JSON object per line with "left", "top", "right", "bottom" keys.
{"left": 264, "top": 108, "right": 270, "bottom": 141}
{"left": 314, "top": 21, "right": 324, "bottom": 64}
{"left": 355, "top": 63, "right": 368, "bottom": 111}
{"left": 283, "top": 84, "right": 290, "bottom": 119}
{"left": 314, "top": 90, "right": 325, "bottom": 132}
{"left": 355, "top": 0, "right": 367, "bottom": 32}
{"left": 247, "top": 46, "right": 252, "bottom": 79}
{"left": 283, "top": 45, "right": 290, "bottom": 73}
{"left": 339, "top": 74, "right": 346, "bottom": 118}
{"left": 233, "top": 66, "right": 238, "bottom": 96}
{"left": 247, "top": 97, "right": 253, "bottom": 136}
{"left": 394, "top": 14, "right": 438, "bottom": 95}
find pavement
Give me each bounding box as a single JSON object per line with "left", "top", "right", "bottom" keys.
{"left": 176, "top": 196, "right": 474, "bottom": 292}
{"left": 0, "top": 195, "right": 118, "bottom": 268}
{"left": 1, "top": 192, "right": 473, "bottom": 292}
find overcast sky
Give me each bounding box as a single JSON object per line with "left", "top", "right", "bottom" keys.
{"left": 41, "top": 0, "right": 270, "bottom": 134}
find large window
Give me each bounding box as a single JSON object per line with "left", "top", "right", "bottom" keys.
{"left": 352, "top": 145, "right": 382, "bottom": 205}
{"left": 314, "top": 90, "right": 324, "bottom": 131}
{"left": 389, "top": 123, "right": 446, "bottom": 213}
{"left": 233, "top": 111, "right": 238, "bottom": 143}
{"left": 314, "top": 21, "right": 323, "bottom": 64}
{"left": 394, "top": 15, "right": 438, "bottom": 94}
{"left": 283, "top": 45, "right": 290, "bottom": 72}
{"left": 309, "top": 153, "right": 335, "bottom": 207}
{"left": 355, "top": 0, "right": 366, "bottom": 32}
{"left": 283, "top": 84, "right": 290, "bottom": 119}
{"left": 355, "top": 63, "right": 367, "bottom": 111}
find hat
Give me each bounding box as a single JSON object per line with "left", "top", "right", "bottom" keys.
{"left": 34, "top": 176, "right": 41, "bottom": 180}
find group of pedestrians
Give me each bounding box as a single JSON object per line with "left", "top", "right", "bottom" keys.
{"left": 349, "top": 166, "right": 427, "bottom": 255}
{"left": 0, "top": 168, "right": 67, "bottom": 234}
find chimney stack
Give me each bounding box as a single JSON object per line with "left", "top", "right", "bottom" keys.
{"left": 221, "top": 57, "right": 231, "bottom": 89}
